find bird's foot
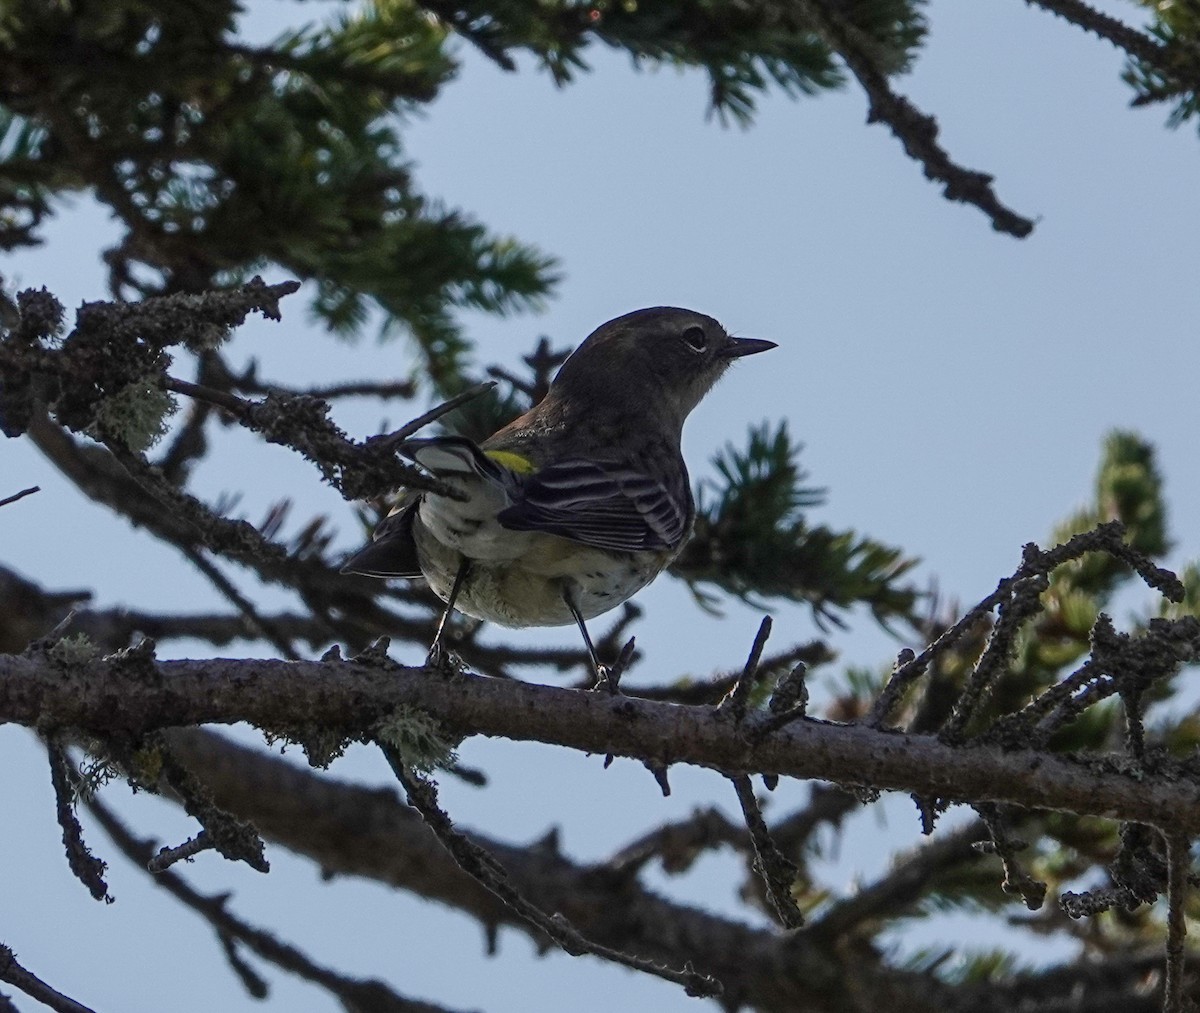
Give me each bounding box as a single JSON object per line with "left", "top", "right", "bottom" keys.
{"left": 590, "top": 663, "right": 614, "bottom": 693}
{"left": 425, "top": 640, "right": 463, "bottom": 675}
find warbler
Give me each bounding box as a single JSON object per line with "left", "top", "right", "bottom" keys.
{"left": 342, "top": 306, "right": 775, "bottom": 675}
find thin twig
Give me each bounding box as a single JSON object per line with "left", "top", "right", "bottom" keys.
{"left": 730, "top": 775, "right": 805, "bottom": 928}
{"left": 242, "top": 377, "right": 417, "bottom": 401}
{"left": 871, "top": 591, "right": 1009, "bottom": 727}
{"left": 368, "top": 381, "right": 497, "bottom": 450}
{"left": 595, "top": 636, "right": 636, "bottom": 694}
{"left": 180, "top": 546, "right": 301, "bottom": 661}
{"left": 1025, "top": 0, "right": 1174, "bottom": 67}
{"left": 34, "top": 609, "right": 78, "bottom": 647}
{"left": 802, "top": 0, "right": 1034, "bottom": 237}
{"left": 718, "top": 616, "right": 773, "bottom": 722}
{"left": 940, "top": 573, "right": 1048, "bottom": 744}
{"left": 86, "top": 794, "right": 462, "bottom": 1012}
{"left": 975, "top": 804, "right": 1047, "bottom": 910}
{"left": 0, "top": 486, "right": 39, "bottom": 508}
{"left": 485, "top": 364, "right": 535, "bottom": 398}
{"left": 1163, "top": 830, "right": 1191, "bottom": 1013}
{"left": 167, "top": 372, "right": 429, "bottom": 421}
{"left": 621, "top": 640, "right": 831, "bottom": 705}
{"left": 1032, "top": 672, "right": 1117, "bottom": 745}
{"left": 154, "top": 734, "right": 269, "bottom": 873}
{"left": 163, "top": 375, "right": 251, "bottom": 419}
{"left": 591, "top": 602, "right": 644, "bottom": 677}
{"left": 0, "top": 945, "right": 96, "bottom": 1013}
{"left": 871, "top": 522, "right": 1172, "bottom": 728}
{"left": 45, "top": 740, "right": 110, "bottom": 903}
{"left": 98, "top": 434, "right": 296, "bottom": 565}
{"left": 147, "top": 831, "right": 216, "bottom": 873}
{"left": 990, "top": 655, "right": 1104, "bottom": 742}
{"left": 605, "top": 807, "right": 747, "bottom": 878}
{"left": 379, "top": 744, "right": 723, "bottom": 999}
{"left": 812, "top": 818, "right": 990, "bottom": 940}
{"left": 156, "top": 374, "right": 457, "bottom": 503}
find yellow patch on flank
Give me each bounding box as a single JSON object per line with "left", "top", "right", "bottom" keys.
{"left": 484, "top": 449, "right": 536, "bottom": 475}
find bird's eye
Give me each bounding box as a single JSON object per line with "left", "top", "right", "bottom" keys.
{"left": 681, "top": 325, "right": 707, "bottom": 353}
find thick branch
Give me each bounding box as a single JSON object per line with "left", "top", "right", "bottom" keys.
{"left": 6, "top": 648, "right": 1200, "bottom": 833}
{"left": 155, "top": 728, "right": 1189, "bottom": 1013}
{"left": 160, "top": 728, "right": 949, "bottom": 1013}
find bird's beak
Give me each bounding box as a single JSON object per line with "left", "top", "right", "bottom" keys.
{"left": 719, "top": 335, "right": 777, "bottom": 358}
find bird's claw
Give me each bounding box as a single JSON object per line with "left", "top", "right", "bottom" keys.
{"left": 425, "top": 641, "right": 461, "bottom": 674}
{"left": 590, "top": 664, "right": 613, "bottom": 693}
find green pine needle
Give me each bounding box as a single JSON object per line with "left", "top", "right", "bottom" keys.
{"left": 672, "top": 420, "right": 921, "bottom": 628}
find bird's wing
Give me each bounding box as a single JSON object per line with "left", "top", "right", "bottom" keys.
{"left": 401, "top": 436, "right": 508, "bottom": 480}
{"left": 497, "top": 458, "right": 689, "bottom": 552}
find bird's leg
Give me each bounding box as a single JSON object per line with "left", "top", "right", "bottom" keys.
{"left": 428, "top": 557, "right": 470, "bottom": 669}
{"left": 562, "top": 585, "right": 606, "bottom": 687}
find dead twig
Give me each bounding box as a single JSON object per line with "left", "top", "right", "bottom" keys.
{"left": 0, "top": 486, "right": 39, "bottom": 508}
{"left": 730, "top": 774, "right": 804, "bottom": 929}
{"left": 379, "top": 744, "right": 723, "bottom": 999}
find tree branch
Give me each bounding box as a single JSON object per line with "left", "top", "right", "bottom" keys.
{"left": 1024, "top": 0, "right": 1173, "bottom": 66}
{"left": 380, "top": 746, "right": 721, "bottom": 998}
{"left": 1163, "top": 830, "right": 1192, "bottom": 1013}
{"left": 802, "top": 0, "right": 1034, "bottom": 238}
{"left": 6, "top": 637, "right": 1200, "bottom": 832}
{"left": 730, "top": 774, "right": 805, "bottom": 928}
{"left": 810, "top": 818, "right": 989, "bottom": 940}
{"left": 85, "top": 793, "right": 465, "bottom": 1013}
{"left": 0, "top": 486, "right": 38, "bottom": 508}
{"left": 155, "top": 728, "right": 953, "bottom": 1013}
{"left": 45, "top": 739, "right": 111, "bottom": 903}
{"left": 143, "top": 727, "right": 1190, "bottom": 1012}
{"left": 0, "top": 945, "right": 96, "bottom": 1013}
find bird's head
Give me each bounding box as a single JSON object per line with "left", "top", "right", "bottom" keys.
{"left": 551, "top": 307, "right": 776, "bottom": 426}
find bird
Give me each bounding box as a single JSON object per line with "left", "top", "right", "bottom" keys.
{"left": 342, "top": 306, "right": 775, "bottom": 677}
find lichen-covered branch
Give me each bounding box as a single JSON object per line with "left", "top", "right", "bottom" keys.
{"left": 143, "top": 727, "right": 1192, "bottom": 1012}
{"left": 6, "top": 634, "right": 1200, "bottom": 832}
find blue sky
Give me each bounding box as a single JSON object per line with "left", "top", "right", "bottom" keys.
{"left": 4, "top": 2, "right": 1199, "bottom": 1010}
